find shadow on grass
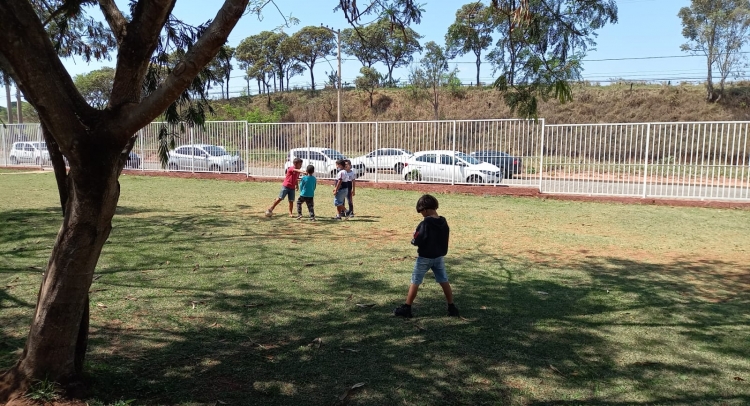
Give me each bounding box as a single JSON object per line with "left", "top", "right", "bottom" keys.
{"left": 1, "top": 207, "right": 748, "bottom": 405}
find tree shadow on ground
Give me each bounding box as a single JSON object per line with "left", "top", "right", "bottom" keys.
{"left": 1, "top": 207, "right": 749, "bottom": 405}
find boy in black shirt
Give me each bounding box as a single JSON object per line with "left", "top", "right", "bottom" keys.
{"left": 394, "top": 194, "right": 459, "bottom": 318}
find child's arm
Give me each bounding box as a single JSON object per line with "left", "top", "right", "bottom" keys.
{"left": 411, "top": 221, "right": 427, "bottom": 246}
{"left": 351, "top": 176, "right": 355, "bottom": 196}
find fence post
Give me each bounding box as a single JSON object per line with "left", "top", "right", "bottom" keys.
{"left": 539, "top": 118, "right": 545, "bottom": 193}
{"left": 245, "top": 122, "right": 249, "bottom": 178}
{"left": 451, "top": 120, "right": 456, "bottom": 185}
{"left": 139, "top": 129, "right": 144, "bottom": 172}
{"left": 37, "top": 124, "right": 43, "bottom": 169}
{"left": 374, "top": 121, "right": 379, "bottom": 184}
{"left": 190, "top": 125, "right": 194, "bottom": 173}
{"left": 642, "top": 123, "right": 651, "bottom": 198}
{"left": 1, "top": 125, "right": 5, "bottom": 167}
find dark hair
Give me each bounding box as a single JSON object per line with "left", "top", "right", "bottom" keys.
{"left": 336, "top": 159, "right": 345, "bottom": 167}
{"left": 293, "top": 157, "right": 303, "bottom": 164}
{"left": 306, "top": 165, "right": 315, "bottom": 174}
{"left": 344, "top": 159, "right": 351, "bottom": 165}
{"left": 416, "top": 194, "right": 439, "bottom": 213}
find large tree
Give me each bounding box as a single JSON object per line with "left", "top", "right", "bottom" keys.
{"left": 341, "top": 26, "right": 380, "bottom": 68}
{"left": 409, "top": 41, "right": 454, "bottom": 120}
{"left": 367, "top": 18, "right": 423, "bottom": 86}
{"left": 288, "top": 26, "right": 335, "bottom": 91}
{"left": 0, "top": 0, "right": 251, "bottom": 400}
{"left": 679, "top": 0, "right": 750, "bottom": 102}
{"left": 445, "top": 2, "right": 497, "bottom": 86}
{"left": 487, "top": 0, "right": 618, "bottom": 118}
{"left": 73, "top": 67, "right": 116, "bottom": 109}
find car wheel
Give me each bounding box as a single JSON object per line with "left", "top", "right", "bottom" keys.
{"left": 10, "top": 156, "right": 18, "bottom": 165}
{"left": 168, "top": 162, "right": 179, "bottom": 171}
{"left": 394, "top": 163, "right": 404, "bottom": 174}
{"left": 467, "top": 175, "right": 482, "bottom": 184}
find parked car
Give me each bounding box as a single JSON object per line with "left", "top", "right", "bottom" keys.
{"left": 167, "top": 144, "right": 244, "bottom": 172}
{"left": 285, "top": 147, "right": 365, "bottom": 178}
{"left": 470, "top": 150, "right": 522, "bottom": 178}
{"left": 350, "top": 148, "right": 412, "bottom": 174}
{"left": 125, "top": 151, "right": 141, "bottom": 169}
{"left": 9, "top": 141, "right": 50, "bottom": 165}
{"left": 402, "top": 150, "right": 503, "bottom": 184}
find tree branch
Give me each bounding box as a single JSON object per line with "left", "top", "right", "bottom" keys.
{"left": 124, "top": 0, "right": 250, "bottom": 132}
{"left": 0, "top": 1, "right": 95, "bottom": 150}
{"left": 97, "top": 0, "right": 128, "bottom": 44}
{"left": 110, "top": 0, "right": 176, "bottom": 106}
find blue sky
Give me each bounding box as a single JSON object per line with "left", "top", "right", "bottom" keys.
{"left": 2, "top": 0, "right": 706, "bottom": 108}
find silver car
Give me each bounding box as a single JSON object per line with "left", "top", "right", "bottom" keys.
{"left": 167, "top": 144, "right": 244, "bottom": 172}
{"left": 9, "top": 142, "right": 50, "bottom": 165}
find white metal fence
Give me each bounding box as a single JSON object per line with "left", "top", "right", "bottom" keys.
{"left": 2, "top": 120, "right": 749, "bottom": 201}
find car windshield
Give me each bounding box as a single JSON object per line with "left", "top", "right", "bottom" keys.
{"left": 203, "top": 146, "right": 229, "bottom": 156}
{"left": 322, "top": 149, "right": 346, "bottom": 160}
{"left": 31, "top": 142, "right": 48, "bottom": 150}
{"left": 402, "top": 149, "right": 412, "bottom": 155}
{"left": 455, "top": 152, "right": 481, "bottom": 165}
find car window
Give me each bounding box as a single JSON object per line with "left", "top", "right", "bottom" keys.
{"left": 322, "top": 149, "right": 345, "bottom": 160}
{"left": 25, "top": 144, "right": 35, "bottom": 151}
{"left": 309, "top": 152, "right": 325, "bottom": 161}
{"left": 455, "top": 152, "right": 481, "bottom": 165}
{"left": 440, "top": 155, "right": 454, "bottom": 165}
{"left": 416, "top": 154, "right": 437, "bottom": 163}
{"left": 203, "top": 146, "right": 228, "bottom": 156}
{"left": 387, "top": 149, "right": 400, "bottom": 156}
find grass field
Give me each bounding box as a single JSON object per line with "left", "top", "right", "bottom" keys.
{"left": 1, "top": 173, "right": 749, "bottom": 406}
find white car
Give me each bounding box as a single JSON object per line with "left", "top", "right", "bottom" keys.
{"left": 350, "top": 148, "right": 412, "bottom": 174}
{"left": 285, "top": 147, "right": 365, "bottom": 178}
{"left": 402, "top": 150, "right": 503, "bottom": 184}
{"left": 9, "top": 142, "right": 50, "bottom": 165}
{"left": 167, "top": 144, "right": 244, "bottom": 172}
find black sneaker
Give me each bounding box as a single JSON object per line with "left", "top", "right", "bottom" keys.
{"left": 309, "top": 217, "right": 316, "bottom": 222}
{"left": 447, "top": 304, "right": 460, "bottom": 317}
{"left": 393, "top": 304, "right": 413, "bottom": 318}
{"left": 296, "top": 215, "right": 303, "bottom": 220}
{"left": 333, "top": 215, "right": 342, "bottom": 221}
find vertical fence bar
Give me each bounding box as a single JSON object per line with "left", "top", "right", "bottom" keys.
{"left": 539, "top": 119, "right": 545, "bottom": 193}
{"left": 642, "top": 124, "right": 650, "bottom": 198}
{"left": 451, "top": 120, "right": 456, "bottom": 185}
{"left": 374, "top": 122, "right": 379, "bottom": 183}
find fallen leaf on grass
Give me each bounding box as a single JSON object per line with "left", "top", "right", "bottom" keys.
{"left": 304, "top": 263, "right": 315, "bottom": 267}
{"left": 734, "top": 376, "right": 745, "bottom": 381}
{"left": 124, "top": 295, "right": 138, "bottom": 301}
{"left": 28, "top": 266, "right": 42, "bottom": 270}
{"left": 339, "top": 348, "right": 359, "bottom": 353}
{"left": 96, "top": 303, "right": 107, "bottom": 309}
{"left": 243, "top": 303, "right": 264, "bottom": 308}
{"left": 337, "top": 382, "right": 366, "bottom": 404}
{"left": 536, "top": 291, "right": 549, "bottom": 295}
{"left": 549, "top": 364, "right": 563, "bottom": 375}
{"left": 358, "top": 262, "right": 363, "bottom": 266}
{"left": 356, "top": 303, "right": 376, "bottom": 308}
{"left": 308, "top": 337, "right": 322, "bottom": 349}
{"left": 216, "top": 400, "right": 228, "bottom": 405}
{"left": 480, "top": 306, "right": 488, "bottom": 310}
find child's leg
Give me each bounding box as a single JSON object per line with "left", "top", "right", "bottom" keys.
{"left": 268, "top": 197, "right": 282, "bottom": 211}
{"left": 306, "top": 198, "right": 315, "bottom": 218}
{"left": 438, "top": 282, "right": 454, "bottom": 304}
{"left": 347, "top": 191, "right": 354, "bottom": 214}
{"left": 296, "top": 196, "right": 304, "bottom": 216}
{"left": 287, "top": 199, "right": 294, "bottom": 216}
{"left": 405, "top": 283, "right": 420, "bottom": 305}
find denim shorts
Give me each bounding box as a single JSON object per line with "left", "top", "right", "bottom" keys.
{"left": 411, "top": 256, "right": 449, "bottom": 284}
{"left": 333, "top": 187, "right": 349, "bottom": 206}
{"left": 278, "top": 186, "right": 295, "bottom": 201}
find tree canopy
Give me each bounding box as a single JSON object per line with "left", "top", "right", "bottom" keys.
{"left": 445, "top": 2, "right": 497, "bottom": 86}
{"left": 73, "top": 66, "right": 115, "bottom": 109}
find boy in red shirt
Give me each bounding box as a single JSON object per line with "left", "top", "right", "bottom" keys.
{"left": 266, "top": 158, "right": 305, "bottom": 217}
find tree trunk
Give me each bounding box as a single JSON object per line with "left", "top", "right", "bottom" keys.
{"left": 309, "top": 66, "right": 315, "bottom": 91}
{"left": 476, "top": 55, "right": 481, "bottom": 87}
{"left": 706, "top": 57, "right": 715, "bottom": 102}
{"left": 5, "top": 78, "right": 13, "bottom": 124}
{"left": 16, "top": 86, "right": 22, "bottom": 123}
{"left": 0, "top": 148, "right": 121, "bottom": 402}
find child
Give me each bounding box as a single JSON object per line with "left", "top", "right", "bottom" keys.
{"left": 296, "top": 165, "right": 317, "bottom": 221}
{"left": 332, "top": 159, "right": 348, "bottom": 220}
{"left": 266, "top": 157, "right": 305, "bottom": 217}
{"left": 393, "top": 194, "right": 459, "bottom": 318}
{"left": 344, "top": 160, "right": 356, "bottom": 218}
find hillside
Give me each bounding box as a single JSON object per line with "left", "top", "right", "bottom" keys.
{"left": 213, "top": 82, "right": 750, "bottom": 124}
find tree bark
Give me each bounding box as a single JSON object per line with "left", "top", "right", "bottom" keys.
{"left": 0, "top": 145, "right": 121, "bottom": 402}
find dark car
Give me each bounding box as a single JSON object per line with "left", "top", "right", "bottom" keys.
{"left": 125, "top": 151, "right": 141, "bottom": 169}
{"left": 470, "top": 150, "right": 522, "bottom": 178}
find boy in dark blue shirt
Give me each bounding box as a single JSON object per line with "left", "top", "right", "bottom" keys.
{"left": 394, "top": 194, "right": 459, "bottom": 318}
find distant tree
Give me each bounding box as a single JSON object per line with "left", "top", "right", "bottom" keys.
{"left": 236, "top": 31, "right": 277, "bottom": 103}
{"left": 354, "top": 66, "right": 382, "bottom": 107}
{"left": 679, "top": 0, "right": 750, "bottom": 101}
{"left": 409, "top": 41, "right": 454, "bottom": 120}
{"left": 368, "top": 19, "right": 422, "bottom": 86}
{"left": 445, "top": 2, "right": 496, "bottom": 86}
{"left": 341, "top": 27, "right": 379, "bottom": 68}
{"left": 285, "top": 62, "right": 305, "bottom": 89}
{"left": 486, "top": 0, "right": 618, "bottom": 118}
{"left": 1, "top": 71, "right": 12, "bottom": 123}
{"left": 205, "top": 45, "right": 235, "bottom": 99}
{"left": 73, "top": 67, "right": 116, "bottom": 109}
{"left": 288, "top": 26, "right": 335, "bottom": 90}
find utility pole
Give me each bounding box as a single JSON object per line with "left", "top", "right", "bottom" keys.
{"left": 321, "top": 25, "right": 342, "bottom": 151}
